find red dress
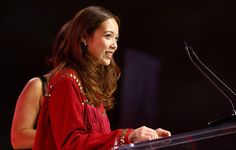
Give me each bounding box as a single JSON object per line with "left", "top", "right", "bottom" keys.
{"left": 33, "top": 69, "right": 132, "bottom": 150}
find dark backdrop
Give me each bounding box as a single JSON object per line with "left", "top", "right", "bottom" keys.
{"left": 1, "top": 0, "right": 236, "bottom": 149}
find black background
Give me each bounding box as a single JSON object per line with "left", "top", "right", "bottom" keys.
{"left": 1, "top": 0, "right": 236, "bottom": 149}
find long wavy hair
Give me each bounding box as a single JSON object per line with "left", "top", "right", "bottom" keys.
{"left": 48, "top": 6, "right": 121, "bottom": 110}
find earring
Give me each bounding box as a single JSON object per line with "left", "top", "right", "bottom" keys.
{"left": 82, "top": 38, "right": 87, "bottom": 46}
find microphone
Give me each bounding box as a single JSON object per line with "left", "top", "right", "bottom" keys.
{"left": 182, "top": 41, "right": 236, "bottom": 126}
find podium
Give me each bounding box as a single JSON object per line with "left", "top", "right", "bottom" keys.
{"left": 116, "top": 122, "right": 236, "bottom": 149}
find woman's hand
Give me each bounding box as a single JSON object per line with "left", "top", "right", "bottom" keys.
{"left": 128, "top": 126, "right": 171, "bottom": 143}
{"left": 128, "top": 126, "right": 158, "bottom": 143}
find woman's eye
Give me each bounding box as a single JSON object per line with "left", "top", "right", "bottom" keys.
{"left": 105, "top": 34, "right": 112, "bottom": 39}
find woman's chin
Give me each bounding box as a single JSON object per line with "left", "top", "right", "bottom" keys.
{"left": 100, "top": 59, "right": 111, "bottom": 66}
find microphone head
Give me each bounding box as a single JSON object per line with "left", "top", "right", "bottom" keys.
{"left": 182, "top": 41, "right": 189, "bottom": 48}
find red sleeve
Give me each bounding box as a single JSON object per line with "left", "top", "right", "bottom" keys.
{"left": 48, "top": 77, "right": 133, "bottom": 150}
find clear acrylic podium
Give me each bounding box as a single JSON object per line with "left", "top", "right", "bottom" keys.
{"left": 116, "top": 121, "right": 236, "bottom": 150}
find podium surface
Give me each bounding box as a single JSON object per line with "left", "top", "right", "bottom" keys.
{"left": 116, "top": 122, "right": 236, "bottom": 150}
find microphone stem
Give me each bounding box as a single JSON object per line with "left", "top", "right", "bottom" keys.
{"left": 184, "top": 43, "right": 236, "bottom": 117}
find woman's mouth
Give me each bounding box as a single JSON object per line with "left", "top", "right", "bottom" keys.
{"left": 105, "top": 51, "right": 113, "bottom": 58}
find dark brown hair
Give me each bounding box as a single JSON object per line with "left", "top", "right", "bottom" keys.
{"left": 49, "top": 6, "right": 120, "bottom": 110}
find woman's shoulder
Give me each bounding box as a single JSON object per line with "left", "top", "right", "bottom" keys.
{"left": 48, "top": 68, "right": 84, "bottom": 92}
{"left": 18, "top": 77, "right": 43, "bottom": 105}
{"left": 48, "top": 68, "right": 80, "bottom": 87}
{"left": 26, "top": 77, "right": 43, "bottom": 90}
{"left": 27, "top": 75, "right": 51, "bottom": 89}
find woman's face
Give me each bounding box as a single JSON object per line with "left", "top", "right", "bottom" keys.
{"left": 86, "top": 18, "right": 119, "bottom": 66}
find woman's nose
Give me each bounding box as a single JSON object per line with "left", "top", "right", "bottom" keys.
{"left": 111, "top": 39, "right": 118, "bottom": 50}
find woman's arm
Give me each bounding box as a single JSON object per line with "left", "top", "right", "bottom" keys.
{"left": 11, "top": 77, "right": 42, "bottom": 149}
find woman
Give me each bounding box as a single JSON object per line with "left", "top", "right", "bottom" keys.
{"left": 21, "top": 5, "right": 171, "bottom": 150}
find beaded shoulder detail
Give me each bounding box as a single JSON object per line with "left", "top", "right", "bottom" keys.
{"left": 65, "top": 73, "right": 95, "bottom": 107}
{"left": 44, "top": 72, "right": 94, "bottom": 106}
{"left": 66, "top": 73, "right": 85, "bottom": 95}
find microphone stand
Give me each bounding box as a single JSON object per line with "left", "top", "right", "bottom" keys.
{"left": 183, "top": 41, "right": 236, "bottom": 126}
